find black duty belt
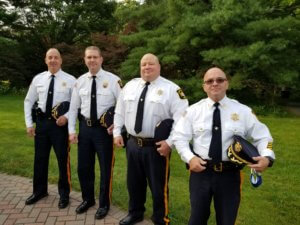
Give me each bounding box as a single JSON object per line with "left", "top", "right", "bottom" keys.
{"left": 36, "top": 108, "right": 55, "bottom": 121}
{"left": 129, "top": 135, "right": 156, "bottom": 147}
{"left": 81, "top": 116, "right": 101, "bottom": 127}
{"left": 206, "top": 160, "right": 244, "bottom": 172}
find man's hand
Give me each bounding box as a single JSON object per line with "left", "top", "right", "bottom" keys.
{"left": 69, "top": 133, "right": 78, "bottom": 144}
{"left": 156, "top": 140, "right": 171, "bottom": 157}
{"left": 248, "top": 156, "right": 270, "bottom": 172}
{"left": 56, "top": 115, "right": 68, "bottom": 126}
{"left": 107, "top": 124, "right": 114, "bottom": 135}
{"left": 189, "top": 156, "right": 207, "bottom": 172}
{"left": 114, "top": 136, "right": 124, "bottom": 147}
{"left": 27, "top": 127, "right": 35, "bottom": 137}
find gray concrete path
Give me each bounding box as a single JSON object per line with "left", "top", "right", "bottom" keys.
{"left": 0, "top": 173, "right": 152, "bottom": 225}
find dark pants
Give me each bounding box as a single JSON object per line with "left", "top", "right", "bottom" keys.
{"left": 77, "top": 121, "right": 114, "bottom": 208}
{"left": 33, "top": 117, "right": 71, "bottom": 199}
{"left": 189, "top": 169, "right": 242, "bottom": 225}
{"left": 126, "top": 137, "right": 170, "bottom": 225}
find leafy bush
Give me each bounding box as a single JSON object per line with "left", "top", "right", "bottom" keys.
{"left": 0, "top": 80, "right": 10, "bottom": 95}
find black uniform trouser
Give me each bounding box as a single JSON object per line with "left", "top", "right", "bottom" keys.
{"left": 126, "top": 137, "right": 170, "bottom": 225}
{"left": 188, "top": 169, "right": 242, "bottom": 225}
{"left": 33, "top": 117, "right": 71, "bottom": 199}
{"left": 77, "top": 121, "right": 114, "bottom": 208}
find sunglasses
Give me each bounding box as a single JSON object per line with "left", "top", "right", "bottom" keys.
{"left": 204, "top": 77, "right": 227, "bottom": 85}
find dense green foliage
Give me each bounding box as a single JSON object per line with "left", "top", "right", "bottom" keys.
{"left": 0, "top": 0, "right": 299, "bottom": 104}
{"left": 116, "top": 0, "right": 300, "bottom": 103}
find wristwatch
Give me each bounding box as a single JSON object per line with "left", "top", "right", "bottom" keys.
{"left": 265, "top": 156, "right": 274, "bottom": 167}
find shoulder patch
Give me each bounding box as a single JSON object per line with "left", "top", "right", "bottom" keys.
{"left": 118, "top": 80, "right": 123, "bottom": 88}
{"left": 177, "top": 89, "right": 186, "bottom": 99}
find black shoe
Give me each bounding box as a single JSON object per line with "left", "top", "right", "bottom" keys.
{"left": 119, "top": 214, "right": 144, "bottom": 225}
{"left": 25, "top": 192, "right": 48, "bottom": 205}
{"left": 58, "top": 198, "right": 69, "bottom": 209}
{"left": 75, "top": 200, "right": 95, "bottom": 214}
{"left": 95, "top": 206, "right": 109, "bottom": 219}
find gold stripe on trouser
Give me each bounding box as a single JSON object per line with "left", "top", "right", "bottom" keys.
{"left": 67, "top": 140, "right": 72, "bottom": 191}
{"left": 109, "top": 142, "right": 115, "bottom": 204}
{"left": 234, "top": 170, "right": 244, "bottom": 225}
{"left": 163, "top": 156, "right": 170, "bottom": 225}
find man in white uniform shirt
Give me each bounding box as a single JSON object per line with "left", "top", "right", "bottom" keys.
{"left": 24, "top": 48, "right": 75, "bottom": 208}
{"left": 113, "top": 53, "right": 188, "bottom": 225}
{"left": 173, "top": 67, "right": 275, "bottom": 225}
{"left": 68, "top": 46, "right": 122, "bottom": 219}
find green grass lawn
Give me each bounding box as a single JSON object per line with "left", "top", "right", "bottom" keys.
{"left": 0, "top": 95, "right": 299, "bottom": 225}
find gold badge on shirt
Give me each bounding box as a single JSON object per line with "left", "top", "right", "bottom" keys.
{"left": 103, "top": 81, "right": 108, "bottom": 88}
{"left": 231, "top": 113, "right": 239, "bottom": 121}
{"left": 62, "top": 82, "right": 67, "bottom": 87}
{"left": 157, "top": 89, "right": 163, "bottom": 96}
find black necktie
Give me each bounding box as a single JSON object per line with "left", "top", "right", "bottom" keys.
{"left": 208, "top": 102, "right": 222, "bottom": 163}
{"left": 134, "top": 82, "right": 150, "bottom": 134}
{"left": 90, "top": 76, "right": 97, "bottom": 123}
{"left": 45, "top": 75, "right": 55, "bottom": 117}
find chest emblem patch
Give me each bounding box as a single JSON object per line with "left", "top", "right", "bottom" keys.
{"left": 231, "top": 113, "right": 239, "bottom": 121}
{"left": 157, "top": 89, "right": 163, "bottom": 96}
{"left": 103, "top": 81, "right": 108, "bottom": 88}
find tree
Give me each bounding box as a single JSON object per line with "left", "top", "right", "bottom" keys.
{"left": 117, "top": 0, "right": 300, "bottom": 103}
{"left": 0, "top": 0, "right": 118, "bottom": 86}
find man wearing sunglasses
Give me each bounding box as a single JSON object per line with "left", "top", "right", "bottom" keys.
{"left": 173, "top": 67, "right": 275, "bottom": 225}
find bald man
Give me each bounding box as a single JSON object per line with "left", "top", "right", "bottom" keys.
{"left": 173, "top": 67, "right": 275, "bottom": 225}
{"left": 24, "top": 48, "right": 75, "bottom": 208}
{"left": 113, "top": 53, "right": 188, "bottom": 225}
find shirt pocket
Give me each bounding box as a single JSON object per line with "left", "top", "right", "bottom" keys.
{"left": 149, "top": 94, "right": 167, "bottom": 117}
{"left": 224, "top": 123, "right": 245, "bottom": 136}
{"left": 124, "top": 94, "right": 136, "bottom": 113}
{"left": 56, "top": 88, "right": 70, "bottom": 102}
{"left": 37, "top": 85, "right": 46, "bottom": 93}
{"left": 79, "top": 89, "right": 89, "bottom": 108}
{"left": 97, "top": 89, "right": 115, "bottom": 106}
{"left": 36, "top": 85, "right": 46, "bottom": 100}
{"left": 193, "top": 122, "right": 211, "bottom": 149}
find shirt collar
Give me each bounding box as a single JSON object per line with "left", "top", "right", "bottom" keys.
{"left": 88, "top": 68, "right": 102, "bottom": 79}
{"left": 207, "top": 95, "right": 228, "bottom": 109}
{"left": 140, "top": 75, "right": 161, "bottom": 86}
{"left": 47, "top": 69, "right": 61, "bottom": 79}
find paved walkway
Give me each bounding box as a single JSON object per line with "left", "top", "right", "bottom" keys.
{"left": 0, "top": 173, "right": 152, "bottom": 225}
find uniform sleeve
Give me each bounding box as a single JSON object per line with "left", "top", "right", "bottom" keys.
{"left": 24, "top": 79, "right": 38, "bottom": 128}
{"left": 63, "top": 77, "right": 76, "bottom": 120}
{"left": 165, "top": 86, "right": 189, "bottom": 147}
{"left": 113, "top": 88, "right": 125, "bottom": 137}
{"left": 68, "top": 81, "right": 80, "bottom": 134}
{"left": 172, "top": 110, "right": 195, "bottom": 163}
{"left": 245, "top": 110, "right": 275, "bottom": 159}
{"left": 113, "top": 78, "right": 122, "bottom": 101}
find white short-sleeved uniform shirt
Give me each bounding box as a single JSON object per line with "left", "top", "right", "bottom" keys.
{"left": 173, "top": 96, "right": 275, "bottom": 163}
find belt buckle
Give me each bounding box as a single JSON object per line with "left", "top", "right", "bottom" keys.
{"left": 86, "top": 119, "right": 92, "bottom": 127}
{"left": 213, "top": 162, "right": 223, "bottom": 172}
{"left": 137, "top": 138, "right": 143, "bottom": 147}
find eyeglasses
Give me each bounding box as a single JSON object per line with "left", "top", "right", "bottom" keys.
{"left": 204, "top": 78, "right": 227, "bottom": 85}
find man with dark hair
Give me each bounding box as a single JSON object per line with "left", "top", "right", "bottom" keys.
{"left": 68, "top": 46, "right": 122, "bottom": 219}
